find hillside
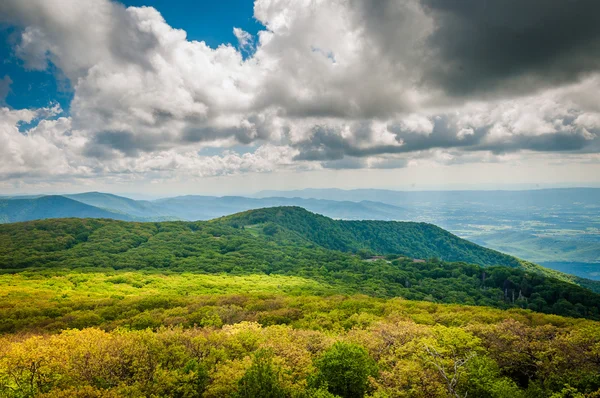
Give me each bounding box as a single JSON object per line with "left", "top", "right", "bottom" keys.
{"left": 222, "top": 207, "right": 600, "bottom": 289}
{"left": 1, "top": 191, "right": 597, "bottom": 283}
{"left": 1, "top": 208, "right": 600, "bottom": 321}
{"left": 0, "top": 196, "right": 133, "bottom": 223}
{"left": 221, "top": 207, "right": 523, "bottom": 267}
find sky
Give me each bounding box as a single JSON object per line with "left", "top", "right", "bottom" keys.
{"left": 1, "top": 0, "right": 600, "bottom": 195}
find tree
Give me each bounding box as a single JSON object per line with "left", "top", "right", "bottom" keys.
{"left": 312, "top": 342, "right": 377, "bottom": 398}
{"left": 236, "top": 349, "right": 287, "bottom": 398}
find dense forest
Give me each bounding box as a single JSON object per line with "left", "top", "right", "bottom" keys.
{"left": 1, "top": 208, "right": 600, "bottom": 397}
{"left": 2, "top": 289, "right": 600, "bottom": 397}
{"left": 220, "top": 207, "right": 523, "bottom": 267}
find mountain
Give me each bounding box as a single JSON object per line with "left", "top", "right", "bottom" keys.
{"left": 1, "top": 205, "right": 599, "bottom": 297}
{"left": 0, "top": 196, "right": 134, "bottom": 223}
{"left": 64, "top": 192, "right": 170, "bottom": 219}
{"left": 1, "top": 191, "right": 597, "bottom": 284}
{"left": 257, "top": 188, "right": 600, "bottom": 278}
{"left": 219, "top": 206, "right": 600, "bottom": 291}
{"left": 153, "top": 195, "right": 407, "bottom": 221}
{"left": 220, "top": 206, "right": 522, "bottom": 268}
{"left": 255, "top": 187, "right": 600, "bottom": 207}
{"left": 1, "top": 192, "right": 407, "bottom": 222}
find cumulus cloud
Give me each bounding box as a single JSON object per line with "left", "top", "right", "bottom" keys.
{"left": 0, "top": 0, "right": 599, "bottom": 183}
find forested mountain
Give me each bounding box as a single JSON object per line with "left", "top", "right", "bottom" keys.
{"left": 221, "top": 207, "right": 600, "bottom": 292}
{"left": 1, "top": 190, "right": 597, "bottom": 282}
{"left": 1, "top": 207, "right": 600, "bottom": 319}
{"left": 0, "top": 196, "right": 134, "bottom": 223}
{"left": 221, "top": 206, "right": 522, "bottom": 268}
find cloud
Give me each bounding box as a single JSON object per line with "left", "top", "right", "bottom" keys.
{"left": 0, "top": 106, "right": 81, "bottom": 179}
{"left": 0, "top": 75, "right": 12, "bottom": 104}
{"left": 420, "top": 0, "right": 600, "bottom": 98}
{"left": 0, "top": 0, "right": 599, "bottom": 181}
{"left": 233, "top": 27, "right": 254, "bottom": 54}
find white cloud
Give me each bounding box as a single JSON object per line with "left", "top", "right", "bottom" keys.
{"left": 233, "top": 27, "right": 253, "bottom": 53}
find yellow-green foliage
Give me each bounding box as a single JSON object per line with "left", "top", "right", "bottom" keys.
{"left": 1, "top": 306, "right": 599, "bottom": 397}
{"left": 0, "top": 271, "right": 337, "bottom": 333}
{"left": 1, "top": 272, "right": 600, "bottom": 397}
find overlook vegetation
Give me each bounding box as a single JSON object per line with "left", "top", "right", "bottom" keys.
{"left": 1, "top": 207, "right": 599, "bottom": 397}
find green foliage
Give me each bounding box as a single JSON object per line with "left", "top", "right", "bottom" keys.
{"left": 312, "top": 342, "right": 377, "bottom": 398}
{"left": 263, "top": 223, "right": 279, "bottom": 236}
{"left": 462, "top": 356, "right": 524, "bottom": 398}
{"left": 2, "top": 207, "right": 600, "bottom": 397}
{"left": 222, "top": 206, "right": 523, "bottom": 267}
{"left": 236, "top": 349, "right": 287, "bottom": 398}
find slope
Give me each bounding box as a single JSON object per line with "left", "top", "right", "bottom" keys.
{"left": 0, "top": 196, "right": 134, "bottom": 223}
{"left": 219, "top": 206, "right": 522, "bottom": 267}
{"left": 1, "top": 215, "right": 600, "bottom": 320}
{"left": 220, "top": 206, "right": 600, "bottom": 291}
{"left": 64, "top": 192, "right": 164, "bottom": 218}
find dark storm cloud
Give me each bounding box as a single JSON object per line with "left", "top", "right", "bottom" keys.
{"left": 85, "top": 130, "right": 164, "bottom": 158}
{"left": 322, "top": 157, "right": 366, "bottom": 170}
{"left": 293, "top": 118, "right": 481, "bottom": 162}
{"left": 292, "top": 127, "right": 409, "bottom": 161}
{"left": 420, "top": 0, "right": 600, "bottom": 97}
{"left": 479, "top": 130, "right": 600, "bottom": 155}
{"left": 292, "top": 117, "right": 600, "bottom": 166}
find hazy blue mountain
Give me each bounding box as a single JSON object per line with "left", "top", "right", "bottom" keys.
{"left": 0, "top": 196, "right": 134, "bottom": 223}
{"left": 64, "top": 192, "right": 172, "bottom": 219}
{"left": 151, "top": 195, "right": 407, "bottom": 221}
{"left": 0, "top": 192, "right": 407, "bottom": 223}
{"left": 256, "top": 188, "right": 600, "bottom": 207}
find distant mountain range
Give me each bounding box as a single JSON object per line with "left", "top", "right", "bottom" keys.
{"left": 0, "top": 191, "right": 409, "bottom": 223}
{"left": 256, "top": 187, "right": 600, "bottom": 207}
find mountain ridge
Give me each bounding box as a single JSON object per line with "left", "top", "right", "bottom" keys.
{"left": 0, "top": 195, "right": 135, "bottom": 223}
{"left": 1, "top": 205, "right": 598, "bottom": 294}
